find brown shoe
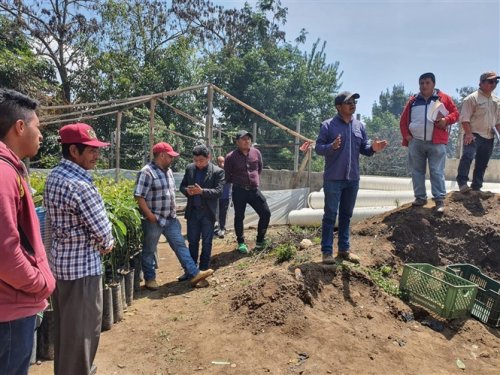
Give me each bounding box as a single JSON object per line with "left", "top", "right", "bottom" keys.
{"left": 322, "top": 253, "right": 335, "bottom": 264}
{"left": 145, "top": 279, "right": 159, "bottom": 291}
{"left": 190, "top": 269, "right": 214, "bottom": 286}
{"left": 194, "top": 279, "right": 210, "bottom": 288}
{"left": 336, "top": 251, "right": 360, "bottom": 264}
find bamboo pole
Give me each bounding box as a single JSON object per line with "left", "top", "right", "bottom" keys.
{"left": 115, "top": 111, "right": 122, "bottom": 183}
{"left": 212, "top": 84, "right": 314, "bottom": 143}
{"left": 40, "top": 110, "right": 120, "bottom": 127}
{"left": 206, "top": 85, "right": 214, "bottom": 147}
{"left": 149, "top": 98, "right": 156, "bottom": 160}
{"left": 39, "top": 83, "right": 209, "bottom": 111}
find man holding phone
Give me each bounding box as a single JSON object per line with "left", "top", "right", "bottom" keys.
{"left": 179, "top": 145, "right": 224, "bottom": 287}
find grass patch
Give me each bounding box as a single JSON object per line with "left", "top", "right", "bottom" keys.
{"left": 273, "top": 243, "right": 297, "bottom": 263}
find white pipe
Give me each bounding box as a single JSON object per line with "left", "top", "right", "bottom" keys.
{"left": 288, "top": 206, "right": 397, "bottom": 227}
{"left": 357, "top": 175, "right": 500, "bottom": 192}
{"left": 308, "top": 190, "right": 415, "bottom": 209}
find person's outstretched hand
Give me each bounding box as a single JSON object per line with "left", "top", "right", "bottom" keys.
{"left": 372, "top": 139, "right": 388, "bottom": 152}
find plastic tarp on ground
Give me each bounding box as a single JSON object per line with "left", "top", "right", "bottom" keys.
{"left": 223, "top": 188, "right": 309, "bottom": 230}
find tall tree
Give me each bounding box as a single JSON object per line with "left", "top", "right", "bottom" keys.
{"left": 0, "top": 15, "right": 58, "bottom": 100}
{"left": 0, "top": 0, "right": 99, "bottom": 102}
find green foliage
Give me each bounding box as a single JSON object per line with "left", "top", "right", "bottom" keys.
{"left": 0, "top": 15, "right": 58, "bottom": 99}
{"left": 273, "top": 243, "right": 296, "bottom": 263}
{"left": 367, "top": 266, "right": 400, "bottom": 297}
{"left": 30, "top": 174, "right": 143, "bottom": 283}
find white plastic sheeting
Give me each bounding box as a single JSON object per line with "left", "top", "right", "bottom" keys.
{"left": 224, "top": 188, "right": 309, "bottom": 230}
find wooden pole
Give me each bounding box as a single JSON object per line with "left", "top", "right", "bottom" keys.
{"left": 115, "top": 111, "right": 122, "bottom": 183}
{"left": 149, "top": 98, "right": 156, "bottom": 160}
{"left": 212, "top": 84, "right": 314, "bottom": 142}
{"left": 294, "top": 118, "right": 301, "bottom": 172}
{"left": 206, "top": 85, "right": 214, "bottom": 147}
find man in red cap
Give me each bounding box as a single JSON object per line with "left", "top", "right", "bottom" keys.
{"left": 456, "top": 71, "right": 500, "bottom": 192}
{"left": 44, "top": 122, "right": 114, "bottom": 375}
{"left": 0, "top": 88, "right": 55, "bottom": 375}
{"left": 134, "top": 142, "right": 213, "bottom": 290}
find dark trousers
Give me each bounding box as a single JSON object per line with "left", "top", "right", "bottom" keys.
{"left": 232, "top": 186, "right": 271, "bottom": 244}
{"left": 218, "top": 198, "right": 230, "bottom": 230}
{"left": 0, "top": 315, "right": 36, "bottom": 375}
{"left": 187, "top": 209, "right": 215, "bottom": 270}
{"left": 53, "top": 276, "right": 102, "bottom": 375}
{"left": 456, "top": 133, "right": 494, "bottom": 190}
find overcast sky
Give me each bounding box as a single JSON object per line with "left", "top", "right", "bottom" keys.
{"left": 217, "top": 0, "right": 500, "bottom": 119}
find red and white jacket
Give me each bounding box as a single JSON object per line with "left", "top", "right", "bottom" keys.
{"left": 400, "top": 89, "right": 459, "bottom": 146}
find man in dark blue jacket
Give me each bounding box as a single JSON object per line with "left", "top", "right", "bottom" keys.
{"left": 180, "top": 145, "right": 225, "bottom": 287}
{"left": 315, "top": 92, "right": 387, "bottom": 264}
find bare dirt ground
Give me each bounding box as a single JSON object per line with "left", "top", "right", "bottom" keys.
{"left": 31, "top": 190, "right": 499, "bottom": 375}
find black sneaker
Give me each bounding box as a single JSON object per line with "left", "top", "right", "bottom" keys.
{"left": 412, "top": 198, "right": 427, "bottom": 207}
{"left": 435, "top": 200, "right": 445, "bottom": 213}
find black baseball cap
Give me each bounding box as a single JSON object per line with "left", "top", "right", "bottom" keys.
{"left": 334, "top": 91, "right": 360, "bottom": 106}
{"left": 235, "top": 130, "right": 252, "bottom": 140}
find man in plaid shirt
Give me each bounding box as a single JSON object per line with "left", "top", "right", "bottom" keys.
{"left": 44, "top": 123, "right": 114, "bottom": 375}
{"left": 134, "top": 142, "right": 213, "bottom": 290}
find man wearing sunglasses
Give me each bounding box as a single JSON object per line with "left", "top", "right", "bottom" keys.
{"left": 456, "top": 71, "right": 500, "bottom": 193}
{"left": 316, "top": 92, "right": 387, "bottom": 264}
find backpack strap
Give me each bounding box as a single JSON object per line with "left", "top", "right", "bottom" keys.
{"left": 0, "top": 156, "right": 35, "bottom": 255}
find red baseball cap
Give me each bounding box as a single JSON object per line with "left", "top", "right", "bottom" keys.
{"left": 59, "top": 123, "right": 110, "bottom": 147}
{"left": 152, "top": 142, "right": 179, "bottom": 157}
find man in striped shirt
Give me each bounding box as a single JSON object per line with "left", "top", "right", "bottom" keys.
{"left": 44, "top": 123, "right": 114, "bottom": 375}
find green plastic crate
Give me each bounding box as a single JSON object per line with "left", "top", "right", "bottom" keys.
{"left": 446, "top": 264, "right": 500, "bottom": 327}
{"left": 400, "top": 263, "right": 478, "bottom": 319}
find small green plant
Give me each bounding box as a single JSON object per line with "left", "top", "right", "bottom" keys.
{"left": 367, "top": 266, "right": 400, "bottom": 297}
{"left": 273, "top": 243, "right": 297, "bottom": 263}
{"left": 312, "top": 236, "right": 321, "bottom": 245}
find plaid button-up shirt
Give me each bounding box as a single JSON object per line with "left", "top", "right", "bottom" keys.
{"left": 44, "top": 159, "right": 114, "bottom": 280}
{"left": 134, "top": 162, "right": 176, "bottom": 226}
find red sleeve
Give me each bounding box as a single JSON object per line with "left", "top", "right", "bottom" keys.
{"left": 440, "top": 93, "right": 459, "bottom": 125}
{"left": 399, "top": 98, "right": 413, "bottom": 147}
{"left": 0, "top": 167, "right": 48, "bottom": 295}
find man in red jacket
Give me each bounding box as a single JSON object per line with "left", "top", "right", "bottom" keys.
{"left": 0, "top": 88, "right": 56, "bottom": 375}
{"left": 400, "top": 72, "right": 459, "bottom": 213}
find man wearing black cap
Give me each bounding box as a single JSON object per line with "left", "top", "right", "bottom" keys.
{"left": 400, "top": 72, "right": 459, "bottom": 212}
{"left": 315, "top": 92, "right": 387, "bottom": 264}
{"left": 456, "top": 71, "right": 500, "bottom": 192}
{"left": 224, "top": 130, "right": 271, "bottom": 254}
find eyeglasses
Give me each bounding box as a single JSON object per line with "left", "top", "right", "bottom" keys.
{"left": 484, "top": 79, "right": 498, "bottom": 85}
{"left": 343, "top": 100, "right": 357, "bottom": 105}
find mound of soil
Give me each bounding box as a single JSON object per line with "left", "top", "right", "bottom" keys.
{"left": 31, "top": 191, "right": 500, "bottom": 375}
{"left": 353, "top": 190, "right": 500, "bottom": 279}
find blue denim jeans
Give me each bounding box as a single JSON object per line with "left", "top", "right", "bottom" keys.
{"left": 187, "top": 209, "right": 215, "bottom": 270}
{"left": 456, "top": 133, "right": 494, "bottom": 190}
{"left": 321, "top": 180, "right": 359, "bottom": 255}
{"left": 408, "top": 139, "right": 446, "bottom": 200}
{"left": 141, "top": 218, "right": 199, "bottom": 281}
{"left": 0, "top": 314, "right": 36, "bottom": 375}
